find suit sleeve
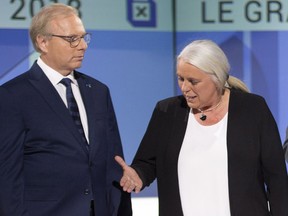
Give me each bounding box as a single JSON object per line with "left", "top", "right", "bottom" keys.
{"left": 0, "top": 87, "right": 29, "bottom": 216}
{"left": 259, "top": 99, "right": 288, "bottom": 216}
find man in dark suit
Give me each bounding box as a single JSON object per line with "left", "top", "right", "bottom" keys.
{"left": 0, "top": 3, "right": 131, "bottom": 216}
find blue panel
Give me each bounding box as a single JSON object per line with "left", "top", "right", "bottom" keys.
{"left": 0, "top": 29, "right": 31, "bottom": 84}
{"left": 251, "top": 32, "right": 279, "bottom": 121}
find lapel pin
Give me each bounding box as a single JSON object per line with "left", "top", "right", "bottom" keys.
{"left": 86, "top": 84, "right": 92, "bottom": 88}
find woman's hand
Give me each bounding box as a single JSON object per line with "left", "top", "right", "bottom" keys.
{"left": 115, "top": 156, "right": 143, "bottom": 193}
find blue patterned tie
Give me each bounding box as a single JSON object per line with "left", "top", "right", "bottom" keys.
{"left": 60, "top": 78, "right": 89, "bottom": 149}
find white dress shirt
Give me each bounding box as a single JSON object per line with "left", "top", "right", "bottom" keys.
{"left": 37, "top": 57, "right": 89, "bottom": 143}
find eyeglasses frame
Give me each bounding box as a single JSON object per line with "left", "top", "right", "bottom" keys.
{"left": 49, "top": 33, "right": 91, "bottom": 48}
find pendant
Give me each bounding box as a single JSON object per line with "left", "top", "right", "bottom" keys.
{"left": 200, "top": 113, "right": 207, "bottom": 121}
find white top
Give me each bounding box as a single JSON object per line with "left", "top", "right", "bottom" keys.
{"left": 178, "top": 111, "right": 230, "bottom": 216}
{"left": 37, "top": 57, "right": 89, "bottom": 143}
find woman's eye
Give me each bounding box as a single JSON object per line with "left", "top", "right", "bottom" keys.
{"left": 189, "top": 80, "right": 199, "bottom": 85}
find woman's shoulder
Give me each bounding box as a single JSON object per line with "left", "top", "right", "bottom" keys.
{"left": 155, "top": 95, "right": 188, "bottom": 112}
{"left": 229, "top": 88, "right": 270, "bottom": 117}
{"left": 157, "top": 95, "right": 185, "bottom": 105}
{"left": 230, "top": 88, "right": 266, "bottom": 104}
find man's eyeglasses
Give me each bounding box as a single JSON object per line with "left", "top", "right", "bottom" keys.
{"left": 49, "top": 33, "right": 91, "bottom": 48}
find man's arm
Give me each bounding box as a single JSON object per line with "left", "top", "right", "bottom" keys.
{"left": 0, "top": 87, "right": 28, "bottom": 216}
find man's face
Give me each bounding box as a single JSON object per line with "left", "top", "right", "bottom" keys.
{"left": 38, "top": 14, "right": 88, "bottom": 75}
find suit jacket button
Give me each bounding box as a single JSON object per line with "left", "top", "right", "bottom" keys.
{"left": 84, "top": 189, "right": 90, "bottom": 195}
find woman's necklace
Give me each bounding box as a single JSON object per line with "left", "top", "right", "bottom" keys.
{"left": 197, "top": 99, "right": 222, "bottom": 121}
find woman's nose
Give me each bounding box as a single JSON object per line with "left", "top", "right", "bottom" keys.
{"left": 181, "top": 80, "right": 189, "bottom": 92}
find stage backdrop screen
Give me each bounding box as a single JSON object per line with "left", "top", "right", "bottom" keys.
{"left": 1, "top": 1, "right": 287, "bottom": 207}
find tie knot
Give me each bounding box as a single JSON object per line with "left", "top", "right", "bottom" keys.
{"left": 60, "top": 78, "right": 72, "bottom": 87}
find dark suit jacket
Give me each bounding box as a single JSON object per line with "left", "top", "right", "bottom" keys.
{"left": 0, "top": 62, "right": 132, "bottom": 216}
{"left": 132, "top": 89, "right": 288, "bottom": 216}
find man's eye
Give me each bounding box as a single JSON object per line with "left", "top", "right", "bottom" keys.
{"left": 70, "top": 37, "right": 79, "bottom": 42}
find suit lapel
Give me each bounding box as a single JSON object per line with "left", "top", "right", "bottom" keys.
{"left": 28, "top": 62, "right": 89, "bottom": 155}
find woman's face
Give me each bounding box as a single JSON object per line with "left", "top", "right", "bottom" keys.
{"left": 177, "top": 59, "right": 219, "bottom": 110}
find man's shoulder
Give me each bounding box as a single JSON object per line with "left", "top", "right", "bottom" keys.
{"left": 74, "top": 71, "right": 109, "bottom": 90}
{"left": 1, "top": 71, "right": 30, "bottom": 89}
{"left": 1, "top": 62, "right": 40, "bottom": 89}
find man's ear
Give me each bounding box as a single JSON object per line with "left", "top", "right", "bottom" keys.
{"left": 36, "top": 34, "right": 49, "bottom": 53}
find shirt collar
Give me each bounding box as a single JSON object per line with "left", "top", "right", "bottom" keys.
{"left": 37, "top": 57, "right": 78, "bottom": 86}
